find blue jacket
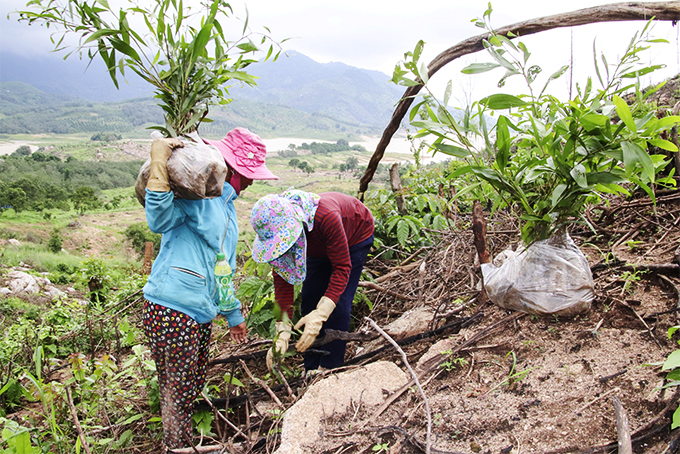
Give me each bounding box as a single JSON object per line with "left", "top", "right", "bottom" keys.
{"left": 142, "top": 182, "right": 244, "bottom": 326}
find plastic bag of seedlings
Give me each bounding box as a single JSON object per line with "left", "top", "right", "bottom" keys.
{"left": 135, "top": 132, "right": 227, "bottom": 206}
{"left": 481, "top": 231, "right": 594, "bottom": 316}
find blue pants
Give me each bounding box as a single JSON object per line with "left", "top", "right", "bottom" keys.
{"left": 300, "top": 235, "right": 374, "bottom": 370}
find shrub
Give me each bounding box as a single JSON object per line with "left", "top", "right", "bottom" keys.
{"left": 124, "top": 222, "right": 161, "bottom": 258}
{"left": 47, "top": 229, "right": 63, "bottom": 253}
{"left": 394, "top": 16, "right": 679, "bottom": 244}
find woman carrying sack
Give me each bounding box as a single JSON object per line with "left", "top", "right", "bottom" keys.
{"left": 250, "top": 189, "right": 374, "bottom": 371}
{"left": 142, "top": 128, "right": 277, "bottom": 453}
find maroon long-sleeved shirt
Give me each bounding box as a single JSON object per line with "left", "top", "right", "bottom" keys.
{"left": 274, "top": 192, "right": 374, "bottom": 318}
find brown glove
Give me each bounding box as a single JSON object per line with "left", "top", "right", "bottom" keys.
{"left": 146, "top": 138, "right": 184, "bottom": 192}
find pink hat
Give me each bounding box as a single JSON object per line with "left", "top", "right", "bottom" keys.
{"left": 204, "top": 128, "right": 278, "bottom": 180}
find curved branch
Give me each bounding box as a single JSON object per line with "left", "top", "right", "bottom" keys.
{"left": 358, "top": 2, "right": 680, "bottom": 199}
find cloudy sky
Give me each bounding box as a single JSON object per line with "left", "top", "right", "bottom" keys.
{"left": 1, "top": 0, "right": 678, "bottom": 103}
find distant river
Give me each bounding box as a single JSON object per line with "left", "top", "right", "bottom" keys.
{"left": 262, "top": 134, "right": 448, "bottom": 164}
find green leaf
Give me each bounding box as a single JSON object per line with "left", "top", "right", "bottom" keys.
{"left": 431, "top": 143, "right": 470, "bottom": 158}
{"left": 571, "top": 163, "right": 588, "bottom": 188}
{"left": 580, "top": 114, "right": 608, "bottom": 131}
{"left": 495, "top": 115, "right": 511, "bottom": 169}
{"left": 396, "top": 220, "right": 410, "bottom": 246}
{"left": 673, "top": 404, "right": 680, "bottom": 429}
{"left": 461, "top": 62, "right": 501, "bottom": 74}
{"left": 664, "top": 350, "right": 680, "bottom": 371}
{"left": 551, "top": 184, "right": 567, "bottom": 207}
{"left": 479, "top": 94, "right": 526, "bottom": 110}
{"left": 120, "top": 414, "right": 143, "bottom": 425}
{"left": 593, "top": 183, "right": 630, "bottom": 195}
{"left": 443, "top": 80, "right": 452, "bottom": 107}
{"left": 83, "top": 28, "right": 120, "bottom": 44}
{"left": 669, "top": 326, "right": 680, "bottom": 339}
{"left": 587, "top": 171, "right": 625, "bottom": 185}
{"left": 223, "top": 373, "right": 245, "bottom": 387}
{"left": 237, "top": 42, "right": 259, "bottom": 53}
{"left": 548, "top": 65, "right": 569, "bottom": 80}
{"left": 649, "top": 139, "right": 678, "bottom": 152}
{"left": 657, "top": 116, "right": 680, "bottom": 129}
{"left": 613, "top": 95, "right": 636, "bottom": 133}
{"left": 409, "top": 101, "right": 426, "bottom": 122}
{"left": 109, "top": 37, "right": 140, "bottom": 61}
{"left": 621, "top": 64, "right": 665, "bottom": 78}
{"left": 622, "top": 141, "right": 655, "bottom": 182}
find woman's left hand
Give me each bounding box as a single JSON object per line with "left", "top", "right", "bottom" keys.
{"left": 229, "top": 322, "right": 247, "bottom": 344}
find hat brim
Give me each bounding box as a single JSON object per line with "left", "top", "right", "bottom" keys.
{"left": 252, "top": 217, "right": 303, "bottom": 263}
{"left": 269, "top": 234, "right": 307, "bottom": 285}
{"left": 203, "top": 138, "right": 279, "bottom": 181}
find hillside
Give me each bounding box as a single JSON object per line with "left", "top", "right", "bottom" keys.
{"left": 0, "top": 51, "right": 403, "bottom": 137}
{"left": 0, "top": 82, "right": 383, "bottom": 139}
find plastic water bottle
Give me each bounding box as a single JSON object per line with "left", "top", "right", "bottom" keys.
{"left": 214, "top": 252, "right": 237, "bottom": 312}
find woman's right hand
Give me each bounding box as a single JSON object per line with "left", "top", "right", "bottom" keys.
{"left": 229, "top": 322, "right": 247, "bottom": 344}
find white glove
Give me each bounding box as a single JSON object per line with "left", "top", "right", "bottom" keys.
{"left": 294, "top": 296, "right": 335, "bottom": 352}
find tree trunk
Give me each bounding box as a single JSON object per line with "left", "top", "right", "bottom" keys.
{"left": 472, "top": 200, "right": 491, "bottom": 265}
{"left": 358, "top": 2, "right": 680, "bottom": 199}
{"left": 390, "top": 163, "right": 407, "bottom": 214}
{"left": 143, "top": 241, "right": 154, "bottom": 275}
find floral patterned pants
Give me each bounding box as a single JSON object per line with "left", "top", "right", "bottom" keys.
{"left": 142, "top": 301, "right": 212, "bottom": 451}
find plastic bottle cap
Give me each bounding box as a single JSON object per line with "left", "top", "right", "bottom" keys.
{"left": 216, "top": 252, "right": 226, "bottom": 260}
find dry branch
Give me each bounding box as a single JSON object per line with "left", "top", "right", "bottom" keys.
{"left": 358, "top": 281, "right": 415, "bottom": 301}
{"left": 375, "top": 262, "right": 421, "bottom": 284}
{"left": 613, "top": 396, "right": 633, "bottom": 454}
{"left": 240, "top": 360, "right": 284, "bottom": 409}
{"left": 575, "top": 387, "right": 621, "bottom": 414}
{"left": 357, "top": 2, "right": 680, "bottom": 197}
{"left": 66, "top": 386, "right": 93, "bottom": 454}
{"left": 366, "top": 317, "right": 432, "bottom": 454}
{"left": 347, "top": 313, "right": 482, "bottom": 367}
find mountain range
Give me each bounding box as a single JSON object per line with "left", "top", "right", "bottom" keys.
{"left": 0, "top": 50, "right": 405, "bottom": 138}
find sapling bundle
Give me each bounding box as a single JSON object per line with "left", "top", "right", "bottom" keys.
{"left": 16, "top": 0, "right": 281, "bottom": 204}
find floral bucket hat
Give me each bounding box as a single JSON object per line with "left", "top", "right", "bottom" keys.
{"left": 251, "top": 190, "right": 320, "bottom": 284}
